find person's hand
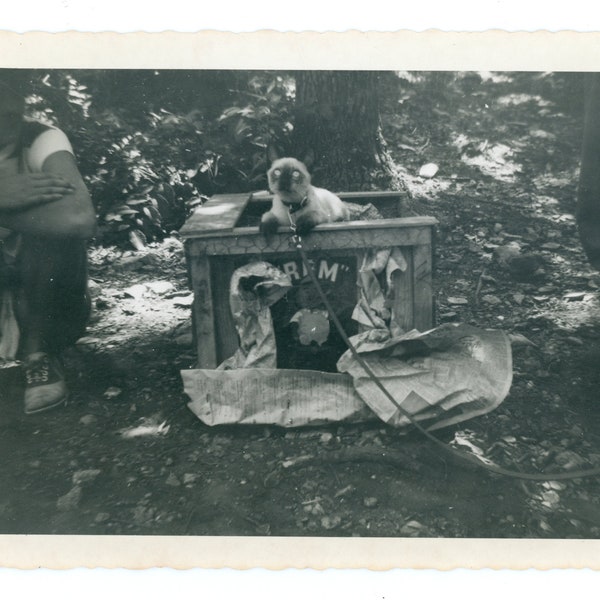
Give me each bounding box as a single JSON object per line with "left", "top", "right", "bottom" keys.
{"left": 0, "top": 173, "right": 76, "bottom": 212}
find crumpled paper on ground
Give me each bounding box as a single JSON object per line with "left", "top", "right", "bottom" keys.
{"left": 336, "top": 323, "right": 513, "bottom": 431}
{"left": 183, "top": 257, "right": 513, "bottom": 430}
{"left": 183, "top": 367, "right": 374, "bottom": 427}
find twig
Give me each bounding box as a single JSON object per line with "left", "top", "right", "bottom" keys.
{"left": 474, "top": 268, "right": 487, "bottom": 308}
{"left": 184, "top": 508, "right": 196, "bottom": 534}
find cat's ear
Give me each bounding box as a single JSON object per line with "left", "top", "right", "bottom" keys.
{"left": 267, "top": 145, "right": 282, "bottom": 164}
{"left": 302, "top": 149, "right": 315, "bottom": 170}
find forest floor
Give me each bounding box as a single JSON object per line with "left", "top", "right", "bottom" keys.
{"left": 3, "top": 72, "right": 600, "bottom": 541}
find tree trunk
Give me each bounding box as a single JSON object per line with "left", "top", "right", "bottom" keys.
{"left": 577, "top": 73, "right": 600, "bottom": 269}
{"left": 291, "top": 71, "right": 394, "bottom": 191}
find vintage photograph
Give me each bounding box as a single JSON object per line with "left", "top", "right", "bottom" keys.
{"left": 2, "top": 32, "right": 600, "bottom": 569}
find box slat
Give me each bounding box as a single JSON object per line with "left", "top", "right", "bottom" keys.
{"left": 180, "top": 193, "right": 250, "bottom": 236}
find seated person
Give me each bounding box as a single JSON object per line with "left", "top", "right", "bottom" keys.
{"left": 0, "top": 72, "right": 96, "bottom": 414}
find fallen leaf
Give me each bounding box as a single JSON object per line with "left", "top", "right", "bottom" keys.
{"left": 79, "top": 414, "right": 98, "bottom": 426}
{"left": 103, "top": 386, "right": 123, "bottom": 400}
{"left": 120, "top": 420, "right": 170, "bottom": 439}
{"left": 146, "top": 281, "right": 175, "bottom": 295}
{"left": 57, "top": 486, "right": 82, "bottom": 511}
{"left": 508, "top": 333, "right": 536, "bottom": 347}
{"left": 123, "top": 284, "right": 147, "bottom": 299}
{"left": 564, "top": 292, "right": 586, "bottom": 302}
{"left": 165, "top": 473, "right": 181, "bottom": 487}
{"left": 173, "top": 294, "right": 194, "bottom": 307}
{"left": 321, "top": 515, "right": 342, "bottom": 530}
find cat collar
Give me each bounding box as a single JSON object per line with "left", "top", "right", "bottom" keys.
{"left": 283, "top": 195, "right": 309, "bottom": 214}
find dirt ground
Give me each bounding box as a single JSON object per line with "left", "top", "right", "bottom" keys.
{"left": 3, "top": 72, "right": 600, "bottom": 539}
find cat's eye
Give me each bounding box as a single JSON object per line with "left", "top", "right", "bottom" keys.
{"left": 292, "top": 170, "right": 300, "bottom": 180}
{"left": 272, "top": 169, "right": 281, "bottom": 178}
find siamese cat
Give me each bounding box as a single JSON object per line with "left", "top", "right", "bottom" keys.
{"left": 260, "top": 149, "right": 349, "bottom": 238}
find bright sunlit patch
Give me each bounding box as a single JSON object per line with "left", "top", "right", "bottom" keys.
{"left": 496, "top": 93, "right": 552, "bottom": 108}
{"left": 532, "top": 173, "right": 574, "bottom": 190}
{"left": 461, "top": 142, "right": 521, "bottom": 182}
{"left": 476, "top": 72, "right": 513, "bottom": 84}
{"left": 120, "top": 419, "right": 170, "bottom": 439}
{"left": 194, "top": 202, "right": 237, "bottom": 216}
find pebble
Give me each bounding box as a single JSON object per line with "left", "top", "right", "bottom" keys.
{"left": 321, "top": 515, "right": 342, "bottom": 530}
{"left": 447, "top": 297, "right": 469, "bottom": 305}
{"left": 400, "top": 520, "right": 424, "bottom": 536}
{"left": 363, "top": 497, "right": 378, "bottom": 508}
{"left": 57, "top": 486, "right": 82, "bottom": 511}
{"left": 541, "top": 490, "right": 561, "bottom": 507}
{"left": 183, "top": 473, "right": 199, "bottom": 485}
{"left": 123, "top": 283, "right": 147, "bottom": 299}
{"left": 103, "top": 386, "right": 123, "bottom": 400}
{"left": 543, "top": 481, "right": 567, "bottom": 492}
{"left": 493, "top": 243, "right": 521, "bottom": 265}
{"left": 95, "top": 512, "right": 110, "bottom": 523}
{"left": 116, "top": 254, "right": 160, "bottom": 271}
{"left": 133, "top": 504, "right": 155, "bottom": 526}
{"left": 320, "top": 433, "right": 333, "bottom": 444}
{"left": 173, "top": 294, "right": 194, "bottom": 307}
{"left": 564, "top": 292, "right": 586, "bottom": 302}
{"left": 571, "top": 425, "right": 584, "bottom": 438}
{"left": 175, "top": 333, "right": 194, "bottom": 347}
{"left": 419, "top": 163, "right": 439, "bottom": 178}
{"left": 482, "top": 294, "right": 502, "bottom": 305}
{"left": 146, "top": 281, "right": 175, "bottom": 295}
{"left": 165, "top": 473, "right": 181, "bottom": 487}
{"left": 80, "top": 414, "right": 98, "bottom": 426}
{"left": 555, "top": 450, "right": 586, "bottom": 469}
{"left": 439, "top": 311, "right": 458, "bottom": 321}
{"left": 72, "top": 469, "right": 101, "bottom": 486}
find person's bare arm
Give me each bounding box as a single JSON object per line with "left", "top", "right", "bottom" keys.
{"left": 0, "top": 172, "right": 75, "bottom": 211}
{"left": 0, "top": 151, "right": 96, "bottom": 238}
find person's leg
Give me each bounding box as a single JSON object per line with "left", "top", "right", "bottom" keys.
{"left": 14, "top": 235, "right": 90, "bottom": 413}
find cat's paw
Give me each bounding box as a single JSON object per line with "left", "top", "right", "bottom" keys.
{"left": 260, "top": 213, "right": 280, "bottom": 238}
{"left": 295, "top": 213, "right": 319, "bottom": 235}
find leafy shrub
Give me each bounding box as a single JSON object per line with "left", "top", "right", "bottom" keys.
{"left": 217, "top": 72, "right": 295, "bottom": 186}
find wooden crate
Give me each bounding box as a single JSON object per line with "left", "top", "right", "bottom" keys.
{"left": 180, "top": 191, "right": 437, "bottom": 369}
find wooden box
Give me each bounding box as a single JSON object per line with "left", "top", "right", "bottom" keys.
{"left": 180, "top": 191, "right": 437, "bottom": 369}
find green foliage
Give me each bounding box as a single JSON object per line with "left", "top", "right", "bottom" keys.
{"left": 217, "top": 73, "right": 295, "bottom": 185}
{"left": 73, "top": 107, "right": 212, "bottom": 244}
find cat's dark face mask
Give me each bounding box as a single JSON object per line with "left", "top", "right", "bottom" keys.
{"left": 268, "top": 157, "right": 311, "bottom": 204}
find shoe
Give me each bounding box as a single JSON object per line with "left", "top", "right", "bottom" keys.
{"left": 23, "top": 352, "right": 68, "bottom": 415}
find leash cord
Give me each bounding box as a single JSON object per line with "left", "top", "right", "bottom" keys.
{"left": 291, "top": 232, "right": 600, "bottom": 481}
